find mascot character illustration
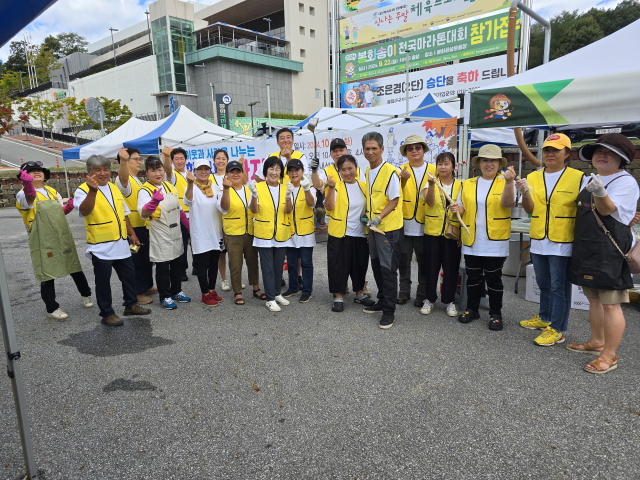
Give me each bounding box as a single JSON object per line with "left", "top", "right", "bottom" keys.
{"left": 344, "top": 62, "right": 356, "bottom": 79}
{"left": 485, "top": 94, "right": 513, "bottom": 120}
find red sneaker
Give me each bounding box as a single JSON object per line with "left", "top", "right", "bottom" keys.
{"left": 201, "top": 293, "right": 218, "bottom": 306}
{"left": 209, "top": 290, "right": 223, "bottom": 302}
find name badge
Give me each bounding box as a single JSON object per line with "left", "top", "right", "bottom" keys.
{"left": 169, "top": 223, "right": 178, "bottom": 228}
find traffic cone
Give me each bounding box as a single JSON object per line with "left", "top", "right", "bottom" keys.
{"left": 56, "top": 157, "right": 59, "bottom": 168}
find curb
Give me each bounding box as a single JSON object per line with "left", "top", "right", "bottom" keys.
{"left": 2, "top": 136, "right": 68, "bottom": 156}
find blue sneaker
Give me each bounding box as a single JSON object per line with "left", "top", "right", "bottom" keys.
{"left": 171, "top": 292, "right": 191, "bottom": 303}
{"left": 161, "top": 298, "right": 178, "bottom": 310}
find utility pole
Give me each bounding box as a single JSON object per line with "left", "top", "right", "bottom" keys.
{"left": 249, "top": 101, "right": 260, "bottom": 134}
{"left": 266, "top": 83, "right": 272, "bottom": 136}
{"left": 109, "top": 28, "right": 119, "bottom": 66}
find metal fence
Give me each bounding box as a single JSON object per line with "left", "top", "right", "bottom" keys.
{"left": 195, "top": 35, "right": 289, "bottom": 59}
{"left": 24, "top": 126, "right": 93, "bottom": 145}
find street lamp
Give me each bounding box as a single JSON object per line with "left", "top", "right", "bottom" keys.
{"left": 109, "top": 28, "right": 119, "bottom": 66}
{"left": 263, "top": 17, "right": 272, "bottom": 35}
{"left": 248, "top": 101, "right": 260, "bottom": 133}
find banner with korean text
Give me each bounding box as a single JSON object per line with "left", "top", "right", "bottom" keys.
{"left": 340, "top": 11, "right": 519, "bottom": 82}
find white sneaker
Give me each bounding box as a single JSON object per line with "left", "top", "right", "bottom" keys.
{"left": 221, "top": 279, "right": 231, "bottom": 291}
{"left": 266, "top": 300, "right": 281, "bottom": 312}
{"left": 420, "top": 299, "right": 434, "bottom": 315}
{"left": 274, "top": 295, "right": 290, "bottom": 306}
{"left": 47, "top": 308, "right": 68, "bottom": 319}
{"left": 81, "top": 296, "right": 94, "bottom": 308}
{"left": 242, "top": 283, "right": 246, "bottom": 289}
{"left": 446, "top": 302, "right": 458, "bottom": 317}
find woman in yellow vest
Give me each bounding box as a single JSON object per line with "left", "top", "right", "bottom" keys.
{"left": 280, "top": 159, "right": 315, "bottom": 302}
{"left": 248, "top": 156, "right": 293, "bottom": 312}
{"left": 420, "top": 152, "right": 462, "bottom": 317}
{"left": 16, "top": 161, "right": 93, "bottom": 320}
{"left": 217, "top": 160, "right": 264, "bottom": 305}
{"left": 450, "top": 144, "right": 516, "bottom": 331}
{"left": 324, "top": 154, "right": 371, "bottom": 313}
{"left": 138, "top": 156, "right": 191, "bottom": 310}
{"left": 516, "top": 133, "right": 587, "bottom": 346}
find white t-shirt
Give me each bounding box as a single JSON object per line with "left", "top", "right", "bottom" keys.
{"left": 75, "top": 184, "right": 131, "bottom": 261}
{"left": 168, "top": 170, "right": 189, "bottom": 218}
{"left": 255, "top": 152, "right": 309, "bottom": 180}
{"left": 16, "top": 187, "right": 62, "bottom": 209}
{"left": 458, "top": 177, "right": 515, "bottom": 258}
{"left": 367, "top": 161, "right": 400, "bottom": 200}
{"left": 319, "top": 165, "right": 366, "bottom": 184}
{"left": 183, "top": 184, "right": 223, "bottom": 255}
{"left": 365, "top": 90, "right": 374, "bottom": 105}
{"left": 213, "top": 174, "right": 225, "bottom": 187}
{"left": 216, "top": 186, "right": 248, "bottom": 215}
{"left": 253, "top": 184, "right": 293, "bottom": 248}
{"left": 344, "top": 182, "right": 367, "bottom": 238}
{"left": 403, "top": 163, "right": 428, "bottom": 237}
{"left": 530, "top": 169, "right": 589, "bottom": 257}
{"left": 137, "top": 182, "right": 183, "bottom": 216}
{"left": 290, "top": 186, "right": 317, "bottom": 248}
{"left": 115, "top": 176, "right": 132, "bottom": 197}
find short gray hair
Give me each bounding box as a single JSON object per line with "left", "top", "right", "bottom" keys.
{"left": 361, "top": 131, "right": 383, "bottom": 148}
{"left": 86, "top": 155, "right": 111, "bottom": 172}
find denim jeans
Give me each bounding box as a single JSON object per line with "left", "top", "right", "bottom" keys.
{"left": 286, "top": 246, "right": 313, "bottom": 296}
{"left": 258, "top": 247, "right": 287, "bottom": 301}
{"left": 531, "top": 253, "right": 572, "bottom": 333}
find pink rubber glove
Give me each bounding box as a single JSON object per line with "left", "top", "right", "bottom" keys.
{"left": 180, "top": 210, "right": 190, "bottom": 233}
{"left": 19, "top": 170, "right": 36, "bottom": 197}
{"left": 144, "top": 189, "right": 164, "bottom": 214}
{"left": 63, "top": 197, "right": 74, "bottom": 215}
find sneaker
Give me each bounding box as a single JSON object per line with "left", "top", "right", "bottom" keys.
{"left": 136, "top": 294, "right": 153, "bottom": 305}
{"left": 201, "top": 292, "right": 218, "bottom": 306}
{"left": 81, "top": 296, "right": 94, "bottom": 308}
{"left": 363, "top": 303, "right": 384, "bottom": 314}
{"left": 379, "top": 314, "right": 394, "bottom": 329}
{"left": 534, "top": 326, "right": 565, "bottom": 346}
{"left": 420, "top": 299, "right": 434, "bottom": 315}
{"left": 182, "top": 273, "right": 189, "bottom": 282}
{"left": 282, "top": 290, "right": 299, "bottom": 298}
{"left": 161, "top": 298, "right": 178, "bottom": 310}
{"left": 172, "top": 292, "right": 191, "bottom": 303}
{"left": 124, "top": 304, "right": 152, "bottom": 316}
{"left": 489, "top": 316, "right": 503, "bottom": 331}
{"left": 446, "top": 302, "right": 458, "bottom": 317}
{"left": 414, "top": 295, "right": 425, "bottom": 308}
{"left": 397, "top": 292, "right": 410, "bottom": 305}
{"left": 299, "top": 294, "right": 312, "bottom": 303}
{"left": 144, "top": 287, "right": 158, "bottom": 295}
{"left": 221, "top": 279, "right": 231, "bottom": 291}
{"left": 209, "top": 290, "right": 223, "bottom": 302}
{"left": 458, "top": 310, "right": 480, "bottom": 324}
{"left": 520, "top": 314, "right": 551, "bottom": 330}
{"left": 332, "top": 301, "right": 344, "bottom": 312}
{"left": 298, "top": 276, "right": 304, "bottom": 291}
{"left": 101, "top": 314, "right": 123, "bottom": 326}
{"left": 274, "top": 295, "right": 290, "bottom": 306}
{"left": 266, "top": 300, "right": 281, "bottom": 312}
{"left": 47, "top": 308, "right": 68, "bottom": 319}
{"left": 354, "top": 296, "right": 376, "bottom": 306}
{"left": 242, "top": 283, "right": 246, "bottom": 289}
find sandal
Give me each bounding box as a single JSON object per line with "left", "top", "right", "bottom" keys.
{"left": 234, "top": 293, "right": 245, "bottom": 305}
{"left": 566, "top": 340, "right": 604, "bottom": 355}
{"left": 584, "top": 353, "right": 618, "bottom": 374}
{"left": 253, "top": 289, "right": 267, "bottom": 300}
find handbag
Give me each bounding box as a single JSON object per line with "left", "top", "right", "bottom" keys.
{"left": 591, "top": 196, "right": 640, "bottom": 274}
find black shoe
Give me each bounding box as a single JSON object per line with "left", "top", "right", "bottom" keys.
{"left": 458, "top": 310, "right": 480, "bottom": 324}
{"left": 282, "top": 290, "right": 299, "bottom": 298}
{"left": 332, "top": 301, "right": 344, "bottom": 312}
{"left": 298, "top": 276, "right": 304, "bottom": 291}
{"left": 414, "top": 295, "right": 425, "bottom": 307}
{"left": 299, "top": 294, "right": 312, "bottom": 303}
{"left": 379, "top": 314, "right": 394, "bottom": 329}
{"left": 191, "top": 267, "right": 198, "bottom": 276}
{"left": 397, "top": 292, "right": 410, "bottom": 305}
{"left": 182, "top": 273, "right": 189, "bottom": 282}
{"left": 281, "top": 278, "right": 286, "bottom": 287}
{"left": 489, "top": 316, "right": 503, "bottom": 331}
{"left": 363, "top": 303, "right": 384, "bottom": 314}
{"left": 355, "top": 296, "right": 376, "bottom": 307}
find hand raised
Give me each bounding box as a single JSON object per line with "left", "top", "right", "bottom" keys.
{"left": 427, "top": 172, "right": 436, "bottom": 185}
{"left": 515, "top": 176, "right": 529, "bottom": 194}
{"left": 326, "top": 175, "right": 336, "bottom": 189}
{"left": 186, "top": 170, "right": 195, "bottom": 184}
{"left": 119, "top": 147, "right": 129, "bottom": 162}
{"left": 503, "top": 165, "right": 516, "bottom": 182}
{"left": 400, "top": 165, "right": 411, "bottom": 180}
{"left": 161, "top": 146, "right": 173, "bottom": 158}
{"left": 222, "top": 175, "right": 233, "bottom": 189}
{"left": 19, "top": 170, "right": 33, "bottom": 182}
{"left": 86, "top": 174, "right": 99, "bottom": 191}
{"left": 151, "top": 189, "right": 165, "bottom": 202}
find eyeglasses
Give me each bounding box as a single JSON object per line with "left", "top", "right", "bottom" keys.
{"left": 405, "top": 145, "right": 423, "bottom": 152}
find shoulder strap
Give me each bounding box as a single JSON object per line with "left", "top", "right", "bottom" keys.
{"left": 590, "top": 194, "right": 630, "bottom": 259}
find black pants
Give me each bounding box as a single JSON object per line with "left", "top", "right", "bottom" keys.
{"left": 194, "top": 250, "right": 221, "bottom": 294}
{"left": 180, "top": 223, "right": 190, "bottom": 273}
{"left": 156, "top": 256, "right": 183, "bottom": 301}
{"left": 132, "top": 226, "right": 154, "bottom": 295}
{"left": 258, "top": 247, "right": 287, "bottom": 301}
{"left": 327, "top": 235, "right": 369, "bottom": 294}
{"left": 464, "top": 255, "right": 506, "bottom": 317}
{"left": 41, "top": 271, "right": 92, "bottom": 313}
{"left": 369, "top": 228, "right": 403, "bottom": 315}
{"left": 91, "top": 254, "right": 137, "bottom": 318}
{"left": 424, "top": 234, "right": 462, "bottom": 305}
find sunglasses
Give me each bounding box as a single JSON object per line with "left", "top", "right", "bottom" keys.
{"left": 23, "top": 161, "right": 44, "bottom": 168}
{"left": 405, "top": 145, "right": 423, "bottom": 152}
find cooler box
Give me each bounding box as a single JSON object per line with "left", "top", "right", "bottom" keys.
{"left": 526, "top": 264, "right": 589, "bottom": 310}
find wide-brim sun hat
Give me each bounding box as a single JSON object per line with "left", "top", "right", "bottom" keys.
{"left": 400, "top": 134, "right": 429, "bottom": 157}
{"left": 471, "top": 144, "right": 507, "bottom": 167}
{"left": 578, "top": 133, "right": 635, "bottom": 165}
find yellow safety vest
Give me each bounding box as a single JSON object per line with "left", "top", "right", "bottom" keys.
{"left": 173, "top": 170, "right": 189, "bottom": 212}
{"left": 140, "top": 181, "right": 178, "bottom": 220}
{"left": 16, "top": 185, "right": 59, "bottom": 228}
{"left": 253, "top": 182, "right": 293, "bottom": 242}
{"left": 78, "top": 182, "right": 128, "bottom": 245}
{"left": 124, "top": 175, "right": 148, "bottom": 228}
{"left": 528, "top": 167, "right": 584, "bottom": 243}
{"left": 365, "top": 162, "right": 403, "bottom": 233}
{"left": 271, "top": 150, "right": 304, "bottom": 184}
{"left": 424, "top": 179, "right": 462, "bottom": 237}
{"left": 291, "top": 186, "right": 315, "bottom": 236}
{"left": 460, "top": 175, "right": 511, "bottom": 247}
{"left": 222, "top": 186, "right": 254, "bottom": 236}
{"left": 400, "top": 162, "right": 437, "bottom": 223}
{"left": 326, "top": 180, "right": 368, "bottom": 238}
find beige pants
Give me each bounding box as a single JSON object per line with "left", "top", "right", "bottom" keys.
{"left": 581, "top": 287, "right": 629, "bottom": 305}
{"left": 226, "top": 234, "right": 260, "bottom": 293}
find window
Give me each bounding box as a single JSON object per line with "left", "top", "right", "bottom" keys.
{"left": 300, "top": 26, "right": 305, "bottom": 35}
{"left": 310, "top": 6, "right": 315, "bottom": 15}
{"left": 300, "top": 49, "right": 306, "bottom": 58}
{"left": 315, "top": 88, "right": 321, "bottom": 99}
{"left": 299, "top": 2, "right": 304, "bottom": 12}
{"left": 310, "top": 29, "right": 315, "bottom": 38}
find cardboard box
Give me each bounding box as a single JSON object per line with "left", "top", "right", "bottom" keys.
{"left": 526, "top": 263, "right": 590, "bottom": 310}
{"left": 571, "top": 285, "right": 590, "bottom": 311}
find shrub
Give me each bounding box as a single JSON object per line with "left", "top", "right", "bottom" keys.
{"left": 236, "top": 110, "right": 246, "bottom": 117}
{"left": 264, "top": 112, "right": 308, "bottom": 120}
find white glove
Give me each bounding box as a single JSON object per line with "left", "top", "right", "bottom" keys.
{"left": 300, "top": 176, "right": 311, "bottom": 192}
{"left": 515, "top": 176, "right": 530, "bottom": 197}
{"left": 585, "top": 173, "right": 607, "bottom": 197}
{"left": 285, "top": 181, "right": 294, "bottom": 199}
{"left": 247, "top": 180, "right": 258, "bottom": 198}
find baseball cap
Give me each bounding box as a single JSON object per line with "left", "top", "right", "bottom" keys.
{"left": 579, "top": 133, "right": 635, "bottom": 165}
{"left": 193, "top": 159, "right": 211, "bottom": 170}
{"left": 226, "top": 160, "right": 243, "bottom": 173}
{"left": 543, "top": 133, "right": 571, "bottom": 150}
{"left": 330, "top": 138, "right": 347, "bottom": 150}
{"left": 286, "top": 159, "right": 304, "bottom": 171}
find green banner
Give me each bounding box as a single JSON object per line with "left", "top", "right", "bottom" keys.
{"left": 340, "top": 11, "right": 519, "bottom": 83}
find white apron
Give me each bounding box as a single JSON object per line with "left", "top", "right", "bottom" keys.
{"left": 149, "top": 190, "right": 183, "bottom": 263}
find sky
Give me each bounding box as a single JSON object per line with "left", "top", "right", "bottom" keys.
{"left": 0, "top": 0, "right": 626, "bottom": 63}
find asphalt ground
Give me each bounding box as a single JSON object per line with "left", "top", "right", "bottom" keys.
{"left": 0, "top": 137, "right": 84, "bottom": 170}
{"left": 1, "top": 207, "right": 639, "bottom": 479}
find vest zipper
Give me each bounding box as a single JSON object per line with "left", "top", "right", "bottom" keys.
{"left": 410, "top": 165, "right": 427, "bottom": 220}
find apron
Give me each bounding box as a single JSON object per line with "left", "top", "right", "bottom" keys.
{"left": 28, "top": 199, "right": 82, "bottom": 282}
{"left": 149, "top": 189, "right": 183, "bottom": 263}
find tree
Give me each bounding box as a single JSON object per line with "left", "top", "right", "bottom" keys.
{"left": 0, "top": 71, "right": 21, "bottom": 99}
{"left": 554, "top": 15, "right": 603, "bottom": 59}
{"left": 61, "top": 97, "right": 92, "bottom": 145}
{"left": 97, "top": 97, "right": 132, "bottom": 134}
{"left": 29, "top": 98, "right": 62, "bottom": 147}
{"left": 43, "top": 36, "right": 62, "bottom": 58}
{"left": 3, "top": 40, "right": 28, "bottom": 73}
{"left": 0, "top": 100, "right": 14, "bottom": 138}
{"left": 30, "top": 46, "right": 62, "bottom": 85}
{"left": 43, "top": 33, "right": 89, "bottom": 58}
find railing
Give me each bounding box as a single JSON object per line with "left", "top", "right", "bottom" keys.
{"left": 195, "top": 35, "right": 289, "bottom": 59}
{"left": 133, "top": 112, "right": 170, "bottom": 121}
{"left": 24, "top": 126, "right": 94, "bottom": 145}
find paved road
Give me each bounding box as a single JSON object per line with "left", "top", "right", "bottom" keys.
{"left": 1, "top": 208, "right": 639, "bottom": 479}
{"left": 0, "top": 137, "right": 84, "bottom": 169}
